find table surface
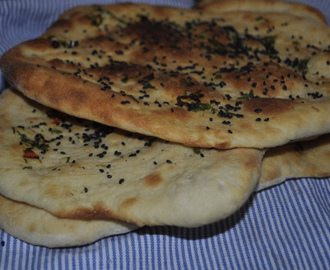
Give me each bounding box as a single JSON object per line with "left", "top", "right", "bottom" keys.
{"left": 0, "top": 1, "right": 329, "bottom": 269}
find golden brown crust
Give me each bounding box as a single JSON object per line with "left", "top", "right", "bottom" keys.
{"left": 1, "top": 2, "right": 330, "bottom": 149}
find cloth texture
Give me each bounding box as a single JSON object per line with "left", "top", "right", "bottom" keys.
{"left": 0, "top": 0, "right": 329, "bottom": 269}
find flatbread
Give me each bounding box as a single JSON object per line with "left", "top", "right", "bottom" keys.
{"left": 1, "top": 133, "right": 328, "bottom": 249}
{"left": 258, "top": 134, "right": 330, "bottom": 190}
{"left": 0, "top": 193, "right": 137, "bottom": 248}
{"left": 0, "top": 88, "right": 263, "bottom": 227}
{"left": 196, "top": 0, "right": 327, "bottom": 24}
{"left": 1, "top": 2, "right": 330, "bottom": 149}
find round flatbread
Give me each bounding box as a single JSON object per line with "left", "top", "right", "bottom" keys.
{"left": 0, "top": 89, "right": 263, "bottom": 227}
{"left": 0, "top": 193, "right": 137, "bottom": 248}
{"left": 258, "top": 134, "right": 330, "bottom": 190}
{"left": 1, "top": 2, "right": 330, "bottom": 149}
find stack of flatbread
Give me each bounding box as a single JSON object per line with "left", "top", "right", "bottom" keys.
{"left": 0, "top": 0, "right": 329, "bottom": 248}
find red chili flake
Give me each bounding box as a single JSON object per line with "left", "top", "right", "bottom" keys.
{"left": 23, "top": 150, "right": 39, "bottom": 159}
{"left": 51, "top": 118, "right": 62, "bottom": 125}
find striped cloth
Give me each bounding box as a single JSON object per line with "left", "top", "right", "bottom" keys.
{"left": 0, "top": 1, "right": 329, "bottom": 269}
{"left": 0, "top": 178, "right": 329, "bottom": 269}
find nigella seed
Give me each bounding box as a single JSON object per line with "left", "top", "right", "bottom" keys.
{"left": 264, "top": 118, "right": 270, "bottom": 121}
{"left": 84, "top": 187, "right": 88, "bottom": 193}
{"left": 166, "top": 160, "right": 172, "bottom": 164}
{"left": 228, "top": 129, "right": 233, "bottom": 134}
{"left": 51, "top": 40, "right": 60, "bottom": 48}
{"left": 99, "top": 169, "right": 104, "bottom": 173}
{"left": 119, "top": 178, "right": 125, "bottom": 184}
{"left": 256, "top": 118, "right": 261, "bottom": 121}
{"left": 107, "top": 175, "right": 112, "bottom": 179}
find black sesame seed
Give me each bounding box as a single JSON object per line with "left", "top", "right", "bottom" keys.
{"left": 114, "top": 151, "right": 121, "bottom": 156}
{"left": 51, "top": 40, "right": 60, "bottom": 48}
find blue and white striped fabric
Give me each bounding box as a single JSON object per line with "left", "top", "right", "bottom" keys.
{"left": 0, "top": 1, "right": 329, "bottom": 269}
{"left": 0, "top": 178, "right": 329, "bottom": 269}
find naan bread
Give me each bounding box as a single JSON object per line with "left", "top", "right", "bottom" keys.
{"left": 0, "top": 194, "right": 137, "bottom": 248}
{"left": 258, "top": 134, "right": 330, "bottom": 190}
{"left": 196, "top": 0, "right": 327, "bottom": 24}
{"left": 1, "top": 132, "right": 328, "bottom": 248}
{"left": 0, "top": 89, "right": 263, "bottom": 227}
{"left": 1, "top": 2, "right": 330, "bottom": 149}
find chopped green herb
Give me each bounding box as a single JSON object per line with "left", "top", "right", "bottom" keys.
{"left": 258, "top": 35, "right": 277, "bottom": 55}
{"left": 190, "top": 103, "right": 211, "bottom": 112}
{"left": 50, "top": 129, "right": 62, "bottom": 134}
{"left": 127, "top": 94, "right": 140, "bottom": 103}
{"left": 193, "top": 148, "right": 201, "bottom": 154}
{"left": 297, "top": 58, "right": 310, "bottom": 76}
{"left": 17, "top": 131, "right": 50, "bottom": 152}
{"left": 238, "top": 90, "right": 259, "bottom": 100}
